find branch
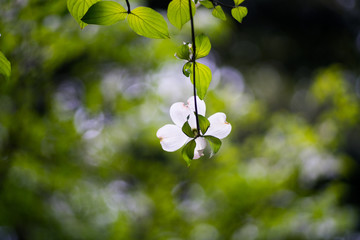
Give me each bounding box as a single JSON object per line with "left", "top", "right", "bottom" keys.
{"left": 125, "top": 0, "right": 131, "bottom": 13}
{"left": 188, "top": 0, "right": 201, "bottom": 136}
{"left": 211, "top": 0, "right": 236, "bottom": 8}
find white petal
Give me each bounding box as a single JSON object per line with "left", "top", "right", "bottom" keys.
{"left": 187, "top": 96, "right": 206, "bottom": 116}
{"left": 193, "top": 137, "right": 207, "bottom": 159}
{"left": 187, "top": 112, "right": 197, "bottom": 130}
{"left": 206, "top": 112, "right": 232, "bottom": 139}
{"left": 156, "top": 124, "right": 189, "bottom": 152}
{"left": 170, "top": 102, "right": 192, "bottom": 127}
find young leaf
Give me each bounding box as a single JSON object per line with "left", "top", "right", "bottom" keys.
{"left": 231, "top": 6, "right": 248, "bottom": 23}
{"left": 81, "top": 1, "right": 127, "bottom": 25}
{"left": 190, "top": 62, "right": 212, "bottom": 99}
{"left": 67, "top": 0, "right": 100, "bottom": 29}
{"left": 200, "top": 0, "right": 214, "bottom": 9}
{"left": 195, "top": 34, "right": 211, "bottom": 59}
{"left": 0, "top": 51, "right": 11, "bottom": 79}
{"left": 212, "top": 5, "right": 226, "bottom": 21}
{"left": 167, "top": 0, "right": 196, "bottom": 30}
{"left": 198, "top": 115, "right": 210, "bottom": 134}
{"left": 205, "top": 136, "right": 222, "bottom": 155}
{"left": 127, "top": 7, "right": 170, "bottom": 39}
{"left": 182, "top": 139, "right": 196, "bottom": 166}
{"left": 182, "top": 62, "right": 192, "bottom": 77}
{"left": 182, "top": 121, "right": 195, "bottom": 138}
{"left": 175, "top": 43, "right": 191, "bottom": 60}
{"left": 234, "top": 0, "right": 245, "bottom": 5}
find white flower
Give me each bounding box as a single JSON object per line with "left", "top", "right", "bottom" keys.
{"left": 157, "top": 96, "right": 231, "bottom": 159}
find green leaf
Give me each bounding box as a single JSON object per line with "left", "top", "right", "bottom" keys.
{"left": 182, "top": 62, "right": 192, "bottom": 77}
{"left": 234, "top": 0, "right": 245, "bottom": 5}
{"left": 175, "top": 43, "right": 191, "bottom": 60}
{"left": 189, "top": 62, "right": 212, "bottom": 99}
{"left": 198, "top": 115, "right": 210, "bottom": 134}
{"left": 182, "top": 121, "right": 195, "bottom": 138}
{"left": 205, "top": 136, "right": 222, "bottom": 155}
{"left": 195, "top": 34, "right": 211, "bottom": 59}
{"left": 182, "top": 139, "right": 196, "bottom": 166}
{"left": 212, "top": 5, "right": 226, "bottom": 21}
{"left": 200, "top": 0, "right": 214, "bottom": 9}
{"left": 67, "top": 0, "right": 100, "bottom": 29}
{"left": 231, "top": 6, "right": 248, "bottom": 23}
{"left": 167, "top": 0, "right": 196, "bottom": 30}
{"left": 81, "top": 1, "right": 127, "bottom": 25}
{"left": 0, "top": 51, "right": 11, "bottom": 79}
{"left": 127, "top": 7, "right": 170, "bottom": 39}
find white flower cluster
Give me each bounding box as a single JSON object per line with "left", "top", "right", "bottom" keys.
{"left": 157, "top": 96, "right": 231, "bottom": 159}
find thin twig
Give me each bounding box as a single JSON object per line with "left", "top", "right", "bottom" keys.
{"left": 211, "top": 0, "right": 236, "bottom": 8}
{"left": 188, "top": 0, "right": 201, "bottom": 136}
{"left": 125, "top": 0, "right": 131, "bottom": 13}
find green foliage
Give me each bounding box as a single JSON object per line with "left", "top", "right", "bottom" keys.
{"left": 0, "top": 51, "right": 11, "bottom": 79}
{"left": 81, "top": 1, "right": 127, "bottom": 25}
{"left": 175, "top": 43, "right": 191, "bottom": 60}
{"left": 198, "top": 114, "right": 210, "bottom": 134}
{"left": 167, "top": 0, "right": 196, "bottom": 30}
{"left": 231, "top": 6, "right": 248, "bottom": 23}
{"left": 212, "top": 5, "right": 226, "bottom": 21}
{"left": 67, "top": 0, "right": 100, "bottom": 29}
{"left": 204, "top": 135, "right": 221, "bottom": 154}
{"left": 182, "top": 121, "right": 195, "bottom": 137}
{"left": 190, "top": 62, "right": 212, "bottom": 99}
{"left": 128, "top": 7, "right": 170, "bottom": 39}
{"left": 200, "top": 0, "right": 214, "bottom": 9}
{"left": 195, "top": 34, "right": 211, "bottom": 59}
{"left": 73, "top": 2, "right": 170, "bottom": 39}
{"left": 234, "top": 0, "right": 245, "bottom": 5}
{"left": 181, "top": 139, "right": 196, "bottom": 166}
{"left": 198, "top": 0, "right": 248, "bottom": 23}
{"left": 182, "top": 61, "right": 192, "bottom": 77}
{"left": 311, "top": 66, "right": 359, "bottom": 126}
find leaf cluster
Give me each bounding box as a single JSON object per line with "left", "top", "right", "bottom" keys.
{"left": 181, "top": 114, "right": 221, "bottom": 166}
{"left": 199, "top": 0, "right": 248, "bottom": 23}
{"left": 66, "top": 0, "right": 248, "bottom": 99}
{"left": 68, "top": 0, "right": 170, "bottom": 39}
{"left": 175, "top": 34, "right": 212, "bottom": 100}
{"left": 67, "top": 0, "right": 248, "bottom": 38}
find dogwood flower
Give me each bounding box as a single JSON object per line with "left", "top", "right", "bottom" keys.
{"left": 157, "top": 96, "right": 231, "bottom": 159}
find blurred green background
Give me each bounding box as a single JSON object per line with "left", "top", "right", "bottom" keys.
{"left": 1, "top": 0, "right": 360, "bottom": 239}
